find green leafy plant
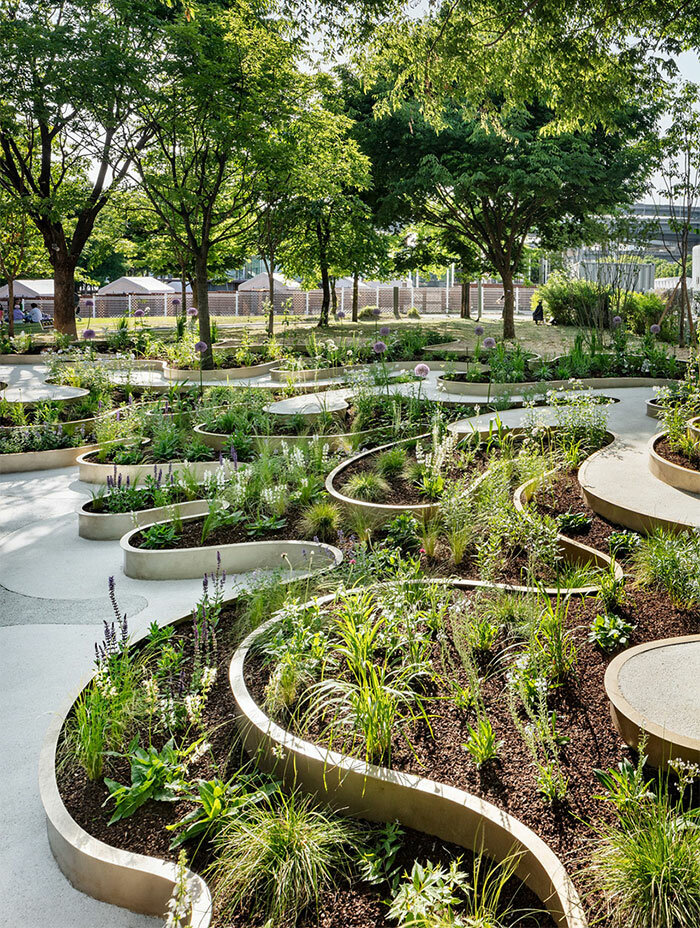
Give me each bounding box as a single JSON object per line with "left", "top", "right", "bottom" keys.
{"left": 589, "top": 612, "right": 635, "bottom": 652}
{"left": 104, "top": 737, "right": 188, "bottom": 824}
{"left": 463, "top": 717, "right": 502, "bottom": 769}
{"left": 388, "top": 859, "right": 469, "bottom": 927}
{"left": 246, "top": 513, "right": 287, "bottom": 538}
{"left": 385, "top": 512, "right": 421, "bottom": 552}
{"left": 357, "top": 820, "right": 405, "bottom": 889}
{"left": 344, "top": 471, "right": 390, "bottom": 502}
{"left": 608, "top": 530, "right": 641, "bottom": 559}
{"left": 556, "top": 510, "right": 592, "bottom": 534}
{"left": 375, "top": 445, "right": 407, "bottom": 479}
{"left": 210, "top": 791, "right": 361, "bottom": 926}
{"left": 140, "top": 522, "right": 180, "bottom": 549}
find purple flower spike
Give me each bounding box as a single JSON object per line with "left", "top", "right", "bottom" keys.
{"left": 612, "top": 315, "right": 622, "bottom": 327}
{"left": 379, "top": 325, "right": 390, "bottom": 336}
{"left": 82, "top": 328, "right": 96, "bottom": 340}
{"left": 483, "top": 337, "right": 496, "bottom": 349}
{"left": 414, "top": 363, "right": 430, "bottom": 379}
{"left": 650, "top": 324, "right": 661, "bottom": 335}
{"left": 373, "top": 340, "right": 387, "bottom": 354}
{"left": 195, "top": 340, "right": 208, "bottom": 353}
{"left": 475, "top": 325, "right": 484, "bottom": 336}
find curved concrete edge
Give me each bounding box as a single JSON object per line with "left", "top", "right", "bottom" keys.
{"left": 604, "top": 634, "right": 700, "bottom": 767}
{"left": 514, "top": 471, "right": 624, "bottom": 592}
{"left": 325, "top": 433, "right": 440, "bottom": 520}
{"left": 647, "top": 432, "right": 700, "bottom": 494}
{"left": 193, "top": 422, "right": 377, "bottom": 454}
{"left": 0, "top": 441, "right": 102, "bottom": 474}
{"left": 229, "top": 599, "right": 588, "bottom": 928}
{"left": 437, "top": 375, "right": 677, "bottom": 398}
{"left": 78, "top": 497, "right": 211, "bottom": 540}
{"left": 121, "top": 517, "right": 343, "bottom": 580}
{"left": 0, "top": 353, "right": 54, "bottom": 364}
{"left": 688, "top": 417, "right": 700, "bottom": 444}
{"left": 645, "top": 398, "right": 663, "bottom": 419}
{"left": 164, "top": 359, "right": 278, "bottom": 381}
{"left": 270, "top": 364, "right": 346, "bottom": 383}
{"left": 77, "top": 450, "right": 236, "bottom": 486}
{"left": 39, "top": 702, "right": 212, "bottom": 926}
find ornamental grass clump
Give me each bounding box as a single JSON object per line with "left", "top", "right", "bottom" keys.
{"left": 633, "top": 528, "right": 700, "bottom": 607}
{"left": 210, "top": 791, "right": 361, "bottom": 927}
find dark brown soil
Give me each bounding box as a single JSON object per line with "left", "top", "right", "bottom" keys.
{"left": 339, "top": 444, "right": 487, "bottom": 506}
{"left": 130, "top": 506, "right": 309, "bottom": 549}
{"left": 57, "top": 609, "right": 553, "bottom": 928}
{"left": 245, "top": 586, "right": 700, "bottom": 902}
{"left": 655, "top": 436, "right": 700, "bottom": 472}
{"left": 532, "top": 470, "right": 620, "bottom": 553}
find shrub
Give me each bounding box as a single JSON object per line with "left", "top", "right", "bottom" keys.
{"left": 300, "top": 501, "right": 341, "bottom": 542}
{"left": 589, "top": 612, "right": 635, "bottom": 652}
{"left": 533, "top": 274, "right": 610, "bottom": 327}
{"left": 358, "top": 305, "right": 379, "bottom": 320}
{"left": 375, "top": 445, "right": 407, "bottom": 478}
{"left": 344, "top": 471, "right": 389, "bottom": 502}
{"left": 407, "top": 306, "right": 421, "bottom": 318}
{"left": 210, "top": 791, "right": 360, "bottom": 926}
{"left": 385, "top": 512, "right": 421, "bottom": 552}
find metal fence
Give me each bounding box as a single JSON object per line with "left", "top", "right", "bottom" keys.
{"left": 7, "top": 284, "right": 537, "bottom": 320}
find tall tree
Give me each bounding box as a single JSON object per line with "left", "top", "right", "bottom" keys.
{"left": 129, "top": 1, "right": 298, "bottom": 366}
{"left": 367, "top": 99, "right": 652, "bottom": 338}
{"left": 0, "top": 0, "right": 164, "bottom": 334}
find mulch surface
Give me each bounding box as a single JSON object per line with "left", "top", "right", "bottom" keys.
{"left": 532, "top": 470, "right": 620, "bottom": 553}
{"left": 655, "top": 435, "right": 700, "bottom": 472}
{"left": 245, "top": 585, "right": 699, "bottom": 914}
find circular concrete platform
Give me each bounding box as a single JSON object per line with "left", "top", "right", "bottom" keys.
{"left": 605, "top": 635, "right": 700, "bottom": 767}
{"left": 264, "top": 392, "right": 348, "bottom": 418}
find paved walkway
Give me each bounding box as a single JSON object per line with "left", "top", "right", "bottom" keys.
{"left": 2, "top": 363, "right": 699, "bottom": 928}
{"left": 0, "top": 362, "right": 87, "bottom": 404}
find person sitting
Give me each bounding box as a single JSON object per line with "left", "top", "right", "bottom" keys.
{"left": 532, "top": 300, "right": 545, "bottom": 325}
{"left": 12, "top": 304, "right": 23, "bottom": 322}
{"left": 27, "top": 302, "right": 42, "bottom": 323}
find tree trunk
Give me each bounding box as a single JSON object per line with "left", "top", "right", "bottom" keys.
{"left": 190, "top": 276, "right": 198, "bottom": 309}
{"left": 317, "top": 223, "right": 331, "bottom": 328}
{"left": 460, "top": 278, "right": 471, "bottom": 319}
{"left": 52, "top": 256, "right": 78, "bottom": 336}
{"left": 7, "top": 278, "right": 15, "bottom": 338}
{"left": 180, "top": 268, "right": 187, "bottom": 318}
{"left": 352, "top": 272, "right": 359, "bottom": 322}
{"left": 680, "top": 274, "right": 695, "bottom": 345}
{"left": 500, "top": 268, "right": 516, "bottom": 340}
{"left": 331, "top": 279, "right": 337, "bottom": 318}
{"left": 267, "top": 267, "right": 275, "bottom": 337}
{"left": 195, "top": 251, "right": 213, "bottom": 369}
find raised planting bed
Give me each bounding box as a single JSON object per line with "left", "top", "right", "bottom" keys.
{"left": 688, "top": 415, "right": 700, "bottom": 444}
{"left": 233, "top": 579, "right": 700, "bottom": 928}
{"left": 605, "top": 634, "right": 700, "bottom": 767}
{"left": 78, "top": 490, "right": 212, "bottom": 540}
{"left": 164, "top": 359, "right": 279, "bottom": 381}
{"left": 647, "top": 432, "right": 700, "bottom": 493}
{"left": 193, "top": 422, "right": 377, "bottom": 454}
{"left": 121, "top": 512, "right": 342, "bottom": 579}
{"left": 51, "top": 577, "right": 552, "bottom": 928}
{"left": 0, "top": 430, "right": 100, "bottom": 474}
{"left": 326, "top": 433, "right": 487, "bottom": 519}
{"left": 77, "top": 447, "right": 239, "bottom": 486}
{"left": 437, "top": 374, "right": 677, "bottom": 398}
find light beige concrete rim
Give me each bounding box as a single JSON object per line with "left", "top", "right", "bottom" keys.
{"left": 687, "top": 416, "right": 700, "bottom": 444}
{"left": 436, "top": 375, "right": 676, "bottom": 398}
{"left": 164, "top": 359, "right": 278, "bottom": 381}
{"left": 193, "top": 422, "right": 378, "bottom": 453}
{"left": 121, "top": 513, "right": 343, "bottom": 580}
{"left": 648, "top": 431, "right": 700, "bottom": 494}
{"left": 77, "top": 447, "right": 234, "bottom": 486}
{"left": 325, "top": 432, "right": 440, "bottom": 520}
{"left": 0, "top": 440, "right": 102, "bottom": 474}
{"left": 604, "top": 634, "right": 700, "bottom": 767}
{"left": 77, "top": 496, "right": 211, "bottom": 540}
{"left": 229, "top": 585, "right": 588, "bottom": 928}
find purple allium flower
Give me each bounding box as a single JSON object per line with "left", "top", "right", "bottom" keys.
{"left": 372, "top": 307, "right": 381, "bottom": 317}
{"left": 172, "top": 298, "right": 181, "bottom": 307}
{"left": 414, "top": 363, "right": 430, "bottom": 379}
{"left": 133, "top": 308, "right": 145, "bottom": 318}
{"left": 82, "top": 328, "right": 96, "bottom": 340}
{"left": 650, "top": 323, "right": 661, "bottom": 335}
{"left": 612, "top": 315, "right": 622, "bottom": 327}
{"left": 336, "top": 310, "right": 345, "bottom": 319}
{"left": 373, "top": 340, "right": 387, "bottom": 354}
{"left": 475, "top": 325, "right": 485, "bottom": 336}
{"left": 483, "top": 337, "right": 496, "bottom": 349}
{"left": 85, "top": 300, "right": 94, "bottom": 308}
{"left": 194, "top": 340, "right": 208, "bottom": 353}
{"left": 187, "top": 307, "right": 198, "bottom": 317}
{"left": 379, "top": 325, "right": 390, "bottom": 336}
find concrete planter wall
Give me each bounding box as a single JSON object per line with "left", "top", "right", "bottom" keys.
{"left": 270, "top": 364, "right": 345, "bottom": 383}
{"left": 77, "top": 449, "right": 235, "bottom": 486}
{"left": 0, "top": 440, "right": 102, "bottom": 474}
{"left": 605, "top": 635, "right": 700, "bottom": 767}
{"left": 164, "top": 359, "right": 278, "bottom": 382}
{"left": 325, "top": 433, "right": 440, "bottom": 520}
{"left": 78, "top": 497, "right": 211, "bottom": 540}
{"left": 121, "top": 517, "right": 342, "bottom": 580}
{"left": 687, "top": 416, "right": 700, "bottom": 444}
{"left": 0, "top": 353, "right": 54, "bottom": 364}
{"left": 514, "top": 470, "right": 624, "bottom": 594}
{"left": 437, "top": 375, "right": 675, "bottom": 398}
{"left": 193, "top": 422, "right": 377, "bottom": 454}
{"left": 647, "top": 432, "right": 700, "bottom": 494}
{"left": 645, "top": 398, "right": 664, "bottom": 419}
{"left": 230, "top": 596, "right": 587, "bottom": 928}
